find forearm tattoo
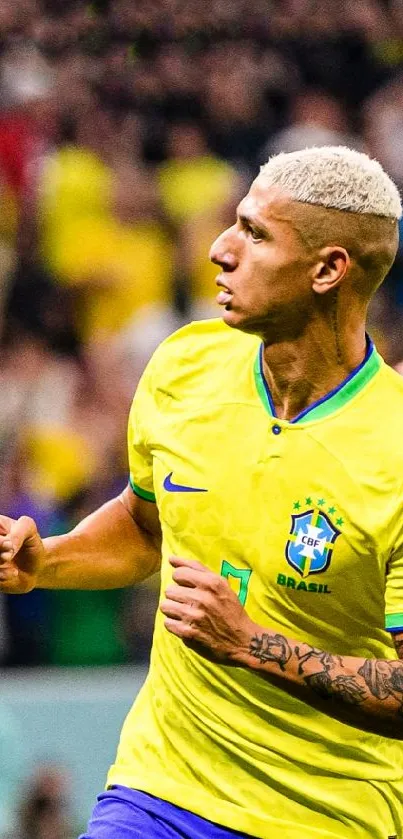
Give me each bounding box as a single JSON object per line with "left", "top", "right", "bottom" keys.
{"left": 296, "top": 647, "right": 367, "bottom": 705}
{"left": 249, "top": 632, "right": 403, "bottom": 720}
{"left": 249, "top": 633, "right": 292, "bottom": 671}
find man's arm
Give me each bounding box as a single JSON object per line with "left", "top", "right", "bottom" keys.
{"left": 161, "top": 557, "right": 403, "bottom": 727}
{"left": 242, "top": 627, "right": 403, "bottom": 724}
{"left": 0, "top": 485, "right": 161, "bottom": 593}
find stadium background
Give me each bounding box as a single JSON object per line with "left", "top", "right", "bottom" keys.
{"left": 1, "top": 0, "right": 403, "bottom": 835}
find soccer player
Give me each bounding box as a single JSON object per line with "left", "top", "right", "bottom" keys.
{"left": 1, "top": 146, "right": 403, "bottom": 839}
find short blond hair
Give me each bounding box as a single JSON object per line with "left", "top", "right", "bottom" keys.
{"left": 260, "top": 146, "right": 402, "bottom": 220}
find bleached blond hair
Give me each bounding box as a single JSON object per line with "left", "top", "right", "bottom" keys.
{"left": 260, "top": 146, "right": 402, "bottom": 220}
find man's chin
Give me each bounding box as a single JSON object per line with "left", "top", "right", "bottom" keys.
{"left": 220, "top": 305, "right": 241, "bottom": 328}
{"left": 220, "top": 306, "right": 260, "bottom": 334}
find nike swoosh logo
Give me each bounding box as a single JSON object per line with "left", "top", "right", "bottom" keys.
{"left": 163, "top": 472, "right": 208, "bottom": 493}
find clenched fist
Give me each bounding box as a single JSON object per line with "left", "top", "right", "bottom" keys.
{"left": 0, "top": 515, "right": 45, "bottom": 593}
{"left": 160, "top": 556, "right": 256, "bottom": 663}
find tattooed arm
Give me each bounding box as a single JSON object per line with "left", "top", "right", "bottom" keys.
{"left": 244, "top": 631, "right": 403, "bottom": 722}
{"left": 161, "top": 558, "right": 403, "bottom": 726}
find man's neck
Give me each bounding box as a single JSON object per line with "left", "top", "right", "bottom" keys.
{"left": 261, "top": 325, "right": 368, "bottom": 422}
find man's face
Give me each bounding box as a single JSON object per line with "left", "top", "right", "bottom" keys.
{"left": 209, "top": 176, "right": 315, "bottom": 340}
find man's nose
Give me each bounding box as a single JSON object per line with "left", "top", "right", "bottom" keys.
{"left": 209, "top": 226, "right": 238, "bottom": 270}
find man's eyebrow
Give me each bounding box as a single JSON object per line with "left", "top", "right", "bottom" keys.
{"left": 237, "top": 212, "right": 268, "bottom": 233}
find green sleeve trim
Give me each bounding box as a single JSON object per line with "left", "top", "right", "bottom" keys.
{"left": 129, "top": 477, "right": 156, "bottom": 503}
{"left": 385, "top": 612, "right": 403, "bottom": 631}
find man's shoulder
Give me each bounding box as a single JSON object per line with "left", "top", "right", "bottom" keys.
{"left": 152, "top": 318, "right": 258, "bottom": 370}
{"left": 380, "top": 361, "right": 403, "bottom": 390}
{"left": 377, "top": 362, "right": 403, "bottom": 408}
{"left": 367, "top": 361, "right": 403, "bottom": 454}
{"left": 144, "top": 319, "right": 259, "bottom": 403}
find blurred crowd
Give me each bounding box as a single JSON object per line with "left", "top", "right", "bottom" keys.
{"left": 0, "top": 0, "right": 402, "bottom": 669}
{"left": 3, "top": 764, "right": 78, "bottom": 839}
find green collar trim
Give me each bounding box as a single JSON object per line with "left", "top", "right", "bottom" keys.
{"left": 254, "top": 338, "right": 382, "bottom": 424}
{"left": 253, "top": 348, "right": 275, "bottom": 416}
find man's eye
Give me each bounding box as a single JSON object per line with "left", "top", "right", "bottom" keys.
{"left": 249, "top": 227, "right": 263, "bottom": 241}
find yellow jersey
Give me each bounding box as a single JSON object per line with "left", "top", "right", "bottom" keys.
{"left": 107, "top": 319, "right": 403, "bottom": 839}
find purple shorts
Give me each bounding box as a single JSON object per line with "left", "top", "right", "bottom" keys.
{"left": 79, "top": 786, "right": 255, "bottom": 839}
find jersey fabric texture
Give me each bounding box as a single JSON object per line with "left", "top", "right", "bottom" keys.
{"left": 80, "top": 787, "right": 256, "bottom": 839}
{"left": 107, "top": 319, "right": 403, "bottom": 839}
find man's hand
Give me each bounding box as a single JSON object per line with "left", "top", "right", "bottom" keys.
{"left": 0, "top": 515, "right": 45, "bottom": 593}
{"left": 160, "top": 556, "right": 256, "bottom": 662}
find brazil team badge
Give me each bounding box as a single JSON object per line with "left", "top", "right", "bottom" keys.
{"left": 285, "top": 504, "right": 341, "bottom": 578}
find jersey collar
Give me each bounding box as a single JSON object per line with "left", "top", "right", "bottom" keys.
{"left": 253, "top": 336, "right": 382, "bottom": 424}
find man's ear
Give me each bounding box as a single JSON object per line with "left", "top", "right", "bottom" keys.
{"left": 312, "top": 246, "right": 350, "bottom": 294}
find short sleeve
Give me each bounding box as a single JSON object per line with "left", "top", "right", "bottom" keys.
{"left": 385, "top": 547, "right": 403, "bottom": 632}
{"left": 127, "top": 359, "right": 157, "bottom": 503}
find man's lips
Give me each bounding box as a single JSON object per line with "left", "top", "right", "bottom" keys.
{"left": 216, "top": 276, "right": 233, "bottom": 306}
{"left": 216, "top": 290, "right": 232, "bottom": 305}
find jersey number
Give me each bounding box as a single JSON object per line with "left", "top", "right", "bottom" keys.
{"left": 220, "top": 561, "right": 252, "bottom": 606}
